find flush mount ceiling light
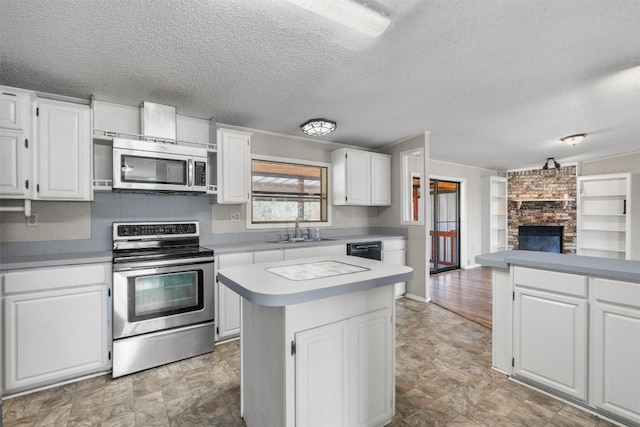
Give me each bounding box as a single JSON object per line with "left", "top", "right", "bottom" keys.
{"left": 542, "top": 157, "right": 561, "bottom": 170}
{"left": 284, "top": 0, "right": 390, "bottom": 37}
{"left": 560, "top": 133, "right": 586, "bottom": 145}
{"left": 300, "top": 118, "right": 337, "bottom": 136}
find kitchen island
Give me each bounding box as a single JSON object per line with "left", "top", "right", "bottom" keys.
{"left": 476, "top": 250, "right": 640, "bottom": 426}
{"left": 218, "top": 255, "right": 413, "bottom": 427}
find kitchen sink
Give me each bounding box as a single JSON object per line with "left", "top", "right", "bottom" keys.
{"left": 266, "top": 238, "right": 338, "bottom": 244}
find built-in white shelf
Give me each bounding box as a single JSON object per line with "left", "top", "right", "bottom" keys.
{"left": 577, "top": 173, "right": 638, "bottom": 260}
{"left": 482, "top": 176, "right": 508, "bottom": 253}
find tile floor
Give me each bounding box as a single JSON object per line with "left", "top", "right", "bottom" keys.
{"left": 2, "top": 298, "right": 619, "bottom": 427}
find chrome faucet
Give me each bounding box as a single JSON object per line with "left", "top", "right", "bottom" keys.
{"left": 294, "top": 216, "right": 300, "bottom": 239}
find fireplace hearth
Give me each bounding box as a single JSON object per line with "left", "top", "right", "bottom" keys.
{"left": 518, "top": 225, "right": 563, "bottom": 253}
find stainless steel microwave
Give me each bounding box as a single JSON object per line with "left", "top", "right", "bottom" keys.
{"left": 112, "top": 138, "right": 208, "bottom": 194}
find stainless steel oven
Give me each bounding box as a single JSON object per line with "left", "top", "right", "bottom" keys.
{"left": 112, "top": 221, "right": 215, "bottom": 378}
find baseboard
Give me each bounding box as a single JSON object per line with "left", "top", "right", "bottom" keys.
{"left": 404, "top": 293, "right": 429, "bottom": 303}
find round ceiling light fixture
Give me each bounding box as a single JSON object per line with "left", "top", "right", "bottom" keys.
{"left": 560, "top": 133, "right": 586, "bottom": 145}
{"left": 300, "top": 118, "right": 337, "bottom": 137}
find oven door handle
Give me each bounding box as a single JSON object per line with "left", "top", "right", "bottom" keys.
{"left": 113, "top": 256, "right": 215, "bottom": 272}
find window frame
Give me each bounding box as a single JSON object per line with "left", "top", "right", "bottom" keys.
{"left": 245, "top": 154, "right": 332, "bottom": 230}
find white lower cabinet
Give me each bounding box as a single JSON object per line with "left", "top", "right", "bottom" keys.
{"left": 382, "top": 239, "right": 406, "bottom": 297}
{"left": 513, "top": 267, "right": 588, "bottom": 402}
{"left": 593, "top": 278, "right": 640, "bottom": 424}
{"left": 2, "top": 263, "right": 111, "bottom": 394}
{"left": 216, "top": 252, "right": 253, "bottom": 341}
{"left": 296, "top": 319, "right": 350, "bottom": 427}
{"left": 296, "top": 308, "right": 393, "bottom": 427}
{"left": 284, "top": 244, "right": 345, "bottom": 260}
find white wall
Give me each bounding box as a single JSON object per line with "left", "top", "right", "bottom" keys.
{"left": 428, "top": 160, "right": 500, "bottom": 268}
{"left": 0, "top": 200, "right": 91, "bottom": 243}
{"left": 379, "top": 133, "right": 430, "bottom": 301}
{"left": 581, "top": 152, "right": 640, "bottom": 175}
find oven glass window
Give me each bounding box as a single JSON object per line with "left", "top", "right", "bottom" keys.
{"left": 121, "top": 154, "right": 187, "bottom": 185}
{"left": 130, "top": 271, "right": 203, "bottom": 320}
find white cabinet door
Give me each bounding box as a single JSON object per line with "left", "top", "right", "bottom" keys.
{"left": 216, "top": 252, "right": 253, "bottom": 340}
{"left": 0, "top": 89, "right": 30, "bottom": 130}
{"left": 217, "top": 128, "right": 251, "bottom": 204}
{"left": 4, "top": 284, "right": 110, "bottom": 393}
{"left": 37, "top": 99, "right": 91, "bottom": 200}
{"left": 345, "top": 150, "right": 371, "bottom": 205}
{"left": 296, "top": 319, "right": 350, "bottom": 427}
{"left": 0, "top": 129, "right": 30, "bottom": 198}
{"left": 1, "top": 88, "right": 33, "bottom": 199}
{"left": 513, "top": 287, "right": 588, "bottom": 401}
{"left": 349, "top": 308, "right": 393, "bottom": 427}
{"left": 370, "top": 153, "right": 391, "bottom": 206}
{"left": 284, "top": 244, "right": 345, "bottom": 261}
{"left": 594, "top": 278, "right": 640, "bottom": 424}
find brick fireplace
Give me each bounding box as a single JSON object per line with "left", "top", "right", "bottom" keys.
{"left": 507, "top": 166, "right": 577, "bottom": 253}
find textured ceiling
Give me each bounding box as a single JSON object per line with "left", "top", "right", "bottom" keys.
{"left": 1, "top": 0, "right": 639, "bottom": 171}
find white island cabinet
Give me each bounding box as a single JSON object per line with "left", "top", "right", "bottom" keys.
{"left": 476, "top": 250, "right": 640, "bottom": 427}
{"left": 2, "top": 263, "right": 111, "bottom": 395}
{"left": 218, "top": 255, "right": 412, "bottom": 427}
{"left": 513, "top": 267, "right": 588, "bottom": 402}
{"left": 593, "top": 277, "right": 640, "bottom": 424}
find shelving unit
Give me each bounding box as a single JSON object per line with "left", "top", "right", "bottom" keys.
{"left": 577, "top": 173, "right": 638, "bottom": 260}
{"left": 482, "top": 176, "right": 508, "bottom": 253}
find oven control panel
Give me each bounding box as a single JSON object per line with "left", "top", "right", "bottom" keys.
{"left": 114, "top": 222, "right": 198, "bottom": 239}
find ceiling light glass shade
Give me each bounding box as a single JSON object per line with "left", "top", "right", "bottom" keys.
{"left": 560, "top": 133, "right": 586, "bottom": 145}
{"left": 284, "top": 0, "right": 390, "bottom": 37}
{"left": 300, "top": 119, "right": 337, "bottom": 136}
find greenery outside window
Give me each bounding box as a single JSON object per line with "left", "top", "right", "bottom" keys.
{"left": 251, "top": 157, "right": 328, "bottom": 225}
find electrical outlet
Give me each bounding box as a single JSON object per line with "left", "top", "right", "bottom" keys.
{"left": 230, "top": 212, "right": 241, "bottom": 221}
{"left": 335, "top": 211, "right": 341, "bottom": 220}
{"left": 26, "top": 213, "right": 38, "bottom": 227}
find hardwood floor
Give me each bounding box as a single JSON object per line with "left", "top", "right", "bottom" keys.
{"left": 429, "top": 266, "right": 493, "bottom": 329}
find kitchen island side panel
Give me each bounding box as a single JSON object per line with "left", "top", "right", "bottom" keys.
{"left": 241, "top": 300, "right": 287, "bottom": 427}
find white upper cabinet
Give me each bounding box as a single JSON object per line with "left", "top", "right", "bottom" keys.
{"left": 217, "top": 128, "right": 251, "bottom": 204}
{"left": 370, "top": 153, "right": 391, "bottom": 206}
{"left": 36, "top": 99, "right": 92, "bottom": 200}
{"left": 0, "top": 87, "right": 35, "bottom": 198}
{"left": 331, "top": 148, "right": 391, "bottom": 206}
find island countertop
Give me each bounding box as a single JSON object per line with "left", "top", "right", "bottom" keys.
{"left": 476, "top": 250, "right": 640, "bottom": 282}
{"left": 217, "top": 254, "right": 413, "bottom": 307}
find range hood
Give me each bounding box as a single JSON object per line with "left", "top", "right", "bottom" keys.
{"left": 140, "top": 101, "right": 177, "bottom": 141}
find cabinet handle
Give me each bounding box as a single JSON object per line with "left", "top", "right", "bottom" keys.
{"left": 24, "top": 138, "right": 29, "bottom": 148}
{"left": 25, "top": 179, "right": 29, "bottom": 189}
{"left": 623, "top": 199, "right": 626, "bottom": 215}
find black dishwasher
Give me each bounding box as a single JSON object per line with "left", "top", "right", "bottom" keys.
{"left": 346, "top": 241, "right": 382, "bottom": 261}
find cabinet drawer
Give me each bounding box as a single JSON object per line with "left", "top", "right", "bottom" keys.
{"left": 3, "top": 263, "right": 108, "bottom": 294}
{"left": 513, "top": 266, "right": 587, "bottom": 297}
{"left": 595, "top": 278, "right": 640, "bottom": 308}
{"left": 382, "top": 239, "right": 405, "bottom": 252}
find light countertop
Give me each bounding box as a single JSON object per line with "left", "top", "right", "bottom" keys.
{"left": 476, "top": 250, "right": 640, "bottom": 282}
{"left": 0, "top": 234, "right": 405, "bottom": 270}
{"left": 218, "top": 255, "right": 413, "bottom": 306}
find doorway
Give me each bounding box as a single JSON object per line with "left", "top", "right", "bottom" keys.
{"left": 429, "top": 179, "right": 460, "bottom": 273}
